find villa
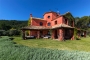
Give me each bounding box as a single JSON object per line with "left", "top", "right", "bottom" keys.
{"left": 21, "top": 11, "right": 75, "bottom": 41}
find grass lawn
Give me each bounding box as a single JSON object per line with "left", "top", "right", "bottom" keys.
{"left": 13, "top": 36, "right": 90, "bottom": 52}
{"left": 1, "top": 36, "right": 90, "bottom": 60}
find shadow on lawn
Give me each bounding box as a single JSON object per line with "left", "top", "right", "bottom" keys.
{"left": 76, "top": 37, "right": 81, "bottom": 40}
{"left": 9, "top": 37, "right": 14, "bottom": 40}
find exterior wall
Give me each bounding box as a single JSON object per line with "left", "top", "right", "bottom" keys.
{"left": 32, "top": 19, "right": 47, "bottom": 26}
{"left": 51, "top": 17, "right": 63, "bottom": 26}
{"left": 52, "top": 13, "right": 59, "bottom": 19}
{"left": 43, "top": 13, "right": 53, "bottom": 23}
{"left": 51, "top": 30, "right": 55, "bottom": 39}
{"left": 63, "top": 17, "right": 74, "bottom": 27}
{"left": 43, "top": 12, "right": 60, "bottom": 27}
{"left": 63, "top": 17, "right": 68, "bottom": 25}
{"left": 30, "top": 31, "right": 37, "bottom": 36}
{"left": 29, "top": 12, "right": 75, "bottom": 40}
{"left": 30, "top": 30, "right": 48, "bottom": 37}
{"left": 58, "top": 28, "right": 64, "bottom": 41}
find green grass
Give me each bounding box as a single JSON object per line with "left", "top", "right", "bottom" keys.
{"left": 0, "top": 36, "right": 90, "bottom": 60}
{"left": 13, "top": 36, "right": 90, "bottom": 52}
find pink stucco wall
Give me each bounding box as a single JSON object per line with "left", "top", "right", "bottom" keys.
{"left": 51, "top": 17, "right": 63, "bottom": 26}
{"left": 43, "top": 13, "right": 53, "bottom": 22}
{"left": 32, "top": 19, "right": 47, "bottom": 26}
{"left": 29, "top": 11, "right": 74, "bottom": 40}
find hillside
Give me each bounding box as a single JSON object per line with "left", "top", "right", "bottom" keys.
{"left": 0, "top": 20, "right": 27, "bottom": 30}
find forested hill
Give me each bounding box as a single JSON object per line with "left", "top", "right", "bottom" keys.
{"left": 0, "top": 20, "right": 27, "bottom": 30}
{"left": 0, "top": 16, "right": 90, "bottom": 31}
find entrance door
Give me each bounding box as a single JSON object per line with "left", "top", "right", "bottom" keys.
{"left": 40, "top": 31, "right": 43, "bottom": 38}
{"left": 55, "top": 30, "right": 58, "bottom": 39}
{"left": 65, "top": 29, "right": 70, "bottom": 39}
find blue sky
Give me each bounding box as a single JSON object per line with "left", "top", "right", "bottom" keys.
{"left": 0, "top": 0, "right": 90, "bottom": 20}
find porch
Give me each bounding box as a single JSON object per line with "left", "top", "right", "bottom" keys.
{"left": 21, "top": 26, "right": 51, "bottom": 40}
{"left": 51, "top": 28, "right": 74, "bottom": 41}
{"left": 21, "top": 24, "right": 75, "bottom": 41}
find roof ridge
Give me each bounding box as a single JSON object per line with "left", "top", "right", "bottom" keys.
{"left": 32, "top": 17, "right": 43, "bottom": 19}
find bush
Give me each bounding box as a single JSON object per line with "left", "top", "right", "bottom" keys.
{"left": 0, "top": 30, "right": 5, "bottom": 36}
{"left": 0, "top": 29, "right": 20, "bottom": 36}
{"left": 9, "top": 37, "right": 14, "bottom": 40}
{"left": 76, "top": 37, "right": 81, "bottom": 40}
{"left": 9, "top": 29, "right": 18, "bottom": 36}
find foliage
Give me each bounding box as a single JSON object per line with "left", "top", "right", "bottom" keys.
{"left": 28, "top": 18, "right": 31, "bottom": 26}
{"left": 27, "top": 18, "right": 31, "bottom": 35}
{"left": 75, "top": 16, "right": 90, "bottom": 29}
{"left": 63, "top": 12, "right": 75, "bottom": 21}
{"left": 0, "top": 20, "right": 27, "bottom": 30}
{"left": 25, "top": 31, "right": 29, "bottom": 36}
{"left": 63, "top": 12, "right": 75, "bottom": 26}
{"left": 0, "top": 20, "right": 27, "bottom": 36}
{"left": 87, "top": 28, "right": 90, "bottom": 36}
{"left": 0, "top": 29, "right": 20, "bottom": 36}
{"left": 0, "top": 30, "right": 5, "bottom": 36}
{"left": 9, "top": 28, "right": 20, "bottom": 36}
{"left": 0, "top": 36, "right": 90, "bottom": 60}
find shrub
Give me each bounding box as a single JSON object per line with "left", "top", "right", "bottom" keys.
{"left": 0, "top": 30, "right": 5, "bottom": 36}
{"left": 9, "top": 29, "right": 20, "bottom": 36}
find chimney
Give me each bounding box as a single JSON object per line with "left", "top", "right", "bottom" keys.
{"left": 30, "top": 14, "right": 32, "bottom": 17}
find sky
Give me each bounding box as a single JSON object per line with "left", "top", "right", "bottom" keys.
{"left": 0, "top": 0, "right": 90, "bottom": 20}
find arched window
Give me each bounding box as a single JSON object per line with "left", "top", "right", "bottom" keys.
{"left": 40, "top": 22, "right": 43, "bottom": 26}
{"left": 47, "top": 22, "right": 51, "bottom": 26}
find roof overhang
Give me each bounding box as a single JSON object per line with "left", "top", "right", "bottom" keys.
{"left": 21, "top": 24, "right": 74, "bottom": 30}
{"left": 52, "top": 24, "right": 74, "bottom": 29}
{"left": 21, "top": 26, "right": 52, "bottom": 30}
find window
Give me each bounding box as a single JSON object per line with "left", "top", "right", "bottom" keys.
{"left": 47, "top": 22, "right": 51, "bottom": 26}
{"left": 65, "top": 19, "right": 67, "bottom": 24}
{"left": 47, "top": 16, "right": 50, "bottom": 18}
{"left": 57, "top": 15, "right": 59, "bottom": 16}
{"left": 40, "top": 22, "right": 43, "bottom": 26}
{"left": 71, "top": 21, "right": 73, "bottom": 27}
{"left": 55, "top": 21, "right": 57, "bottom": 25}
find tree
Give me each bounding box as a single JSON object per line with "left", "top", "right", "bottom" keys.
{"left": 76, "top": 16, "right": 90, "bottom": 29}
{"left": 75, "top": 17, "right": 80, "bottom": 27}
{"left": 9, "top": 28, "right": 20, "bottom": 36}
{"left": 27, "top": 18, "right": 31, "bottom": 36}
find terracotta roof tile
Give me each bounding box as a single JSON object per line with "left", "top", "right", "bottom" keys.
{"left": 21, "top": 24, "right": 74, "bottom": 30}
{"left": 32, "top": 17, "right": 46, "bottom": 21}
{"left": 21, "top": 26, "right": 51, "bottom": 30}
{"left": 52, "top": 24, "right": 74, "bottom": 29}
{"left": 43, "top": 11, "right": 58, "bottom": 16}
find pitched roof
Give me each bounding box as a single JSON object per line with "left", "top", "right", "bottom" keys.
{"left": 21, "top": 24, "right": 74, "bottom": 30}
{"left": 43, "top": 11, "right": 58, "bottom": 16}
{"left": 52, "top": 24, "right": 74, "bottom": 29}
{"left": 21, "top": 26, "right": 52, "bottom": 30}
{"left": 32, "top": 17, "right": 46, "bottom": 21}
